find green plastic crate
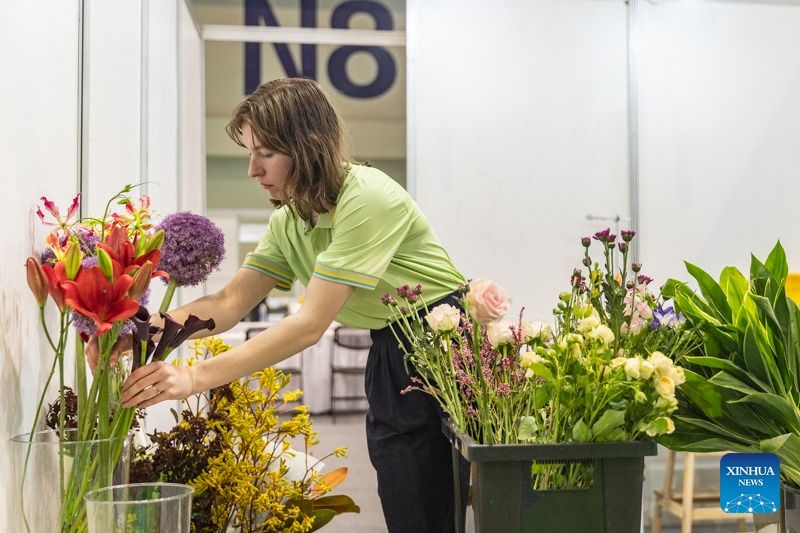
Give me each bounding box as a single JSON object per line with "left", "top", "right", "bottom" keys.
{"left": 443, "top": 420, "right": 657, "bottom": 533}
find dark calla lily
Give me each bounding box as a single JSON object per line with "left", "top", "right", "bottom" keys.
{"left": 150, "top": 312, "right": 183, "bottom": 362}
{"left": 167, "top": 314, "right": 216, "bottom": 349}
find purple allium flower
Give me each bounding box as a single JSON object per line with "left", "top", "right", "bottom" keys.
{"left": 637, "top": 275, "right": 653, "bottom": 285}
{"left": 631, "top": 262, "right": 642, "bottom": 273}
{"left": 581, "top": 236, "right": 591, "bottom": 248}
{"left": 75, "top": 228, "right": 100, "bottom": 255}
{"left": 155, "top": 212, "right": 225, "bottom": 287}
{"left": 618, "top": 242, "right": 628, "bottom": 253}
{"left": 40, "top": 248, "right": 56, "bottom": 266}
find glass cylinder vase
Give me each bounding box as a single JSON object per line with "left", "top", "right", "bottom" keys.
{"left": 10, "top": 429, "right": 132, "bottom": 533}
{"left": 84, "top": 483, "right": 194, "bottom": 533}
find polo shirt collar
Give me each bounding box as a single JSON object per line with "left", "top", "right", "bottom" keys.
{"left": 305, "top": 167, "right": 353, "bottom": 232}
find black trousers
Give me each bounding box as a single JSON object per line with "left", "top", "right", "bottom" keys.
{"left": 365, "top": 292, "right": 469, "bottom": 533}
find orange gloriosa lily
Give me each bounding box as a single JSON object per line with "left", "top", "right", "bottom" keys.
{"left": 60, "top": 261, "right": 139, "bottom": 335}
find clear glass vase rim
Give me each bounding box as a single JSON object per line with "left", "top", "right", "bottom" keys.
{"left": 84, "top": 482, "right": 195, "bottom": 504}
{"left": 9, "top": 429, "right": 133, "bottom": 445}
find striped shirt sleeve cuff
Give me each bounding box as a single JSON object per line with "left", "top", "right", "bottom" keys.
{"left": 313, "top": 262, "right": 379, "bottom": 290}
{"left": 243, "top": 253, "right": 294, "bottom": 291}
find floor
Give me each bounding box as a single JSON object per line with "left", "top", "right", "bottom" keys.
{"left": 309, "top": 414, "right": 752, "bottom": 533}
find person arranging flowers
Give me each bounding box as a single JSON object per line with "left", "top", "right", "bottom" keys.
{"left": 117, "top": 77, "right": 469, "bottom": 533}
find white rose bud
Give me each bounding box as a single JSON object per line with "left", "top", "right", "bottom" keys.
{"left": 424, "top": 304, "right": 461, "bottom": 333}
{"left": 655, "top": 374, "right": 676, "bottom": 399}
{"left": 520, "top": 351, "right": 544, "bottom": 367}
{"left": 577, "top": 314, "right": 601, "bottom": 333}
{"left": 656, "top": 396, "right": 678, "bottom": 411}
{"left": 522, "top": 319, "right": 553, "bottom": 343}
{"left": 639, "top": 360, "right": 655, "bottom": 380}
{"left": 610, "top": 357, "right": 627, "bottom": 368}
{"left": 624, "top": 357, "right": 641, "bottom": 380}
{"left": 587, "top": 325, "right": 615, "bottom": 346}
{"left": 671, "top": 366, "right": 686, "bottom": 386}
{"left": 649, "top": 351, "right": 673, "bottom": 376}
{"left": 487, "top": 320, "right": 515, "bottom": 348}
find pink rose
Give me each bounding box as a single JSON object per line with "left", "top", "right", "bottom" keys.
{"left": 465, "top": 279, "right": 511, "bottom": 324}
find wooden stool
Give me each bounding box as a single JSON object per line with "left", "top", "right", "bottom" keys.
{"left": 652, "top": 450, "right": 748, "bottom": 533}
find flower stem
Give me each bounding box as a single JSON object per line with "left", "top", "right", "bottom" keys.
{"left": 159, "top": 278, "right": 178, "bottom": 313}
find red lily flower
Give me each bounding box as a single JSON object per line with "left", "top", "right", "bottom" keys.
{"left": 60, "top": 262, "right": 139, "bottom": 335}
{"left": 97, "top": 226, "right": 166, "bottom": 278}
{"left": 41, "top": 262, "right": 69, "bottom": 311}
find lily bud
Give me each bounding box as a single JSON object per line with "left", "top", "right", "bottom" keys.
{"left": 128, "top": 261, "right": 153, "bottom": 301}
{"left": 25, "top": 257, "right": 49, "bottom": 307}
{"left": 63, "top": 241, "right": 83, "bottom": 280}
{"left": 142, "top": 229, "right": 165, "bottom": 255}
{"left": 97, "top": 248, "right": 114, "bottom": 280}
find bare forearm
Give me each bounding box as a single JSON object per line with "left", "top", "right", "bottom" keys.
{"left": 160, "top": 292, "right": 243, "bottom": 337}
{"left": 189, "top": 312, "right": 322, "bottom": 391}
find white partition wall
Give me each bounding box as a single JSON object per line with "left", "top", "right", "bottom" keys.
{"left": 0, "top": 3, "right": 82, "bottom": 528}
{"left": 0, "top": 2, "right": 205, "bottom": 526}
{"left": 409, "top": 0, "right": 630, "bottom": 320}
{"left": 637, "top": 0, "right": 800, "bottom": 284}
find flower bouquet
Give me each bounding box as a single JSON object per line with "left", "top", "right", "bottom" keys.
{"left": 19, "top": 186, "right": 223, "bottom": 532}
{"left": 384, "top": 229, "right": 701, "bottom": 532}
{"left": 129, "top": 338, "right": 360, "bottom": 532}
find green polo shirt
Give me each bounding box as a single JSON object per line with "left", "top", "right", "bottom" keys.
{"left": 242, "top": 164, "right": 465, "bottom": 330}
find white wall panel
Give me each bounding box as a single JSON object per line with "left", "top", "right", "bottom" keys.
{"left": 0, "top": 2, "right": 81, "bottom": 529}
{"left": 178, "top": 1, "right": 207, "bottom": 308}
{"left": 409, "top": 0, "right": 629, "bottom": 320}
{"left": 84, "top": 0, "right": 143, "bottom": 213}
{"left": 637, "top": 0, "right": 800, "bottom": 286}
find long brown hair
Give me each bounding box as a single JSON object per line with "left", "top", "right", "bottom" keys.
{"left": 226, "top": 78, "right": 350, "bottom": 222}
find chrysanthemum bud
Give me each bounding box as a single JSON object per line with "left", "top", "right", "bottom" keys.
{"left": 618, "top": 242, "right": 628, "bottom": 253}
{"left": 25, "top": 257, "right": 49, "bottom": 307}
{"left": 582, "top": 256, "right": 591, "bottom": 267}
{"left": 621, "top": 229, "right": 636, "bottom": 242}
{"left": 632, "top": 262, "right": 642, "bottom": 273}
{"left": 581, "top": 237, "right": 591, "bottom": 247}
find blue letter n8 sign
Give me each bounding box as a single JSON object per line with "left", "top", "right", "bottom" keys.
{"left": 244, "top": 0, "right": 398, "bottom": 98}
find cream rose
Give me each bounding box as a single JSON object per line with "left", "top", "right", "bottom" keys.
{"left": 671, "top": 366, "right": 686, "bottom": 386}
{"left": 655, "top": 374, "right": 676, "bottom": 399}
{"left": 577, "top": 314, "right": 601, "bottom": 333}
{"left": 624, "top": 357, "right": 641, "bottom": 380}
{"left": 465, "top": 279, "right": 511, "bottom": 324}
{"left": 424, "top": 303, "right": 461, "bottom": 333}
{"left": 639, "top": 360, "right": 655, "bottom": 380}
{"left": 487, "top": 320, "right": 515, "bottom": 348}
{"left": 649, "top": 351, "right": 673, "bottom": 376}
{"left": 523, "top": 319, "right": 552, "bottom": 343}
{"left": 587, "top": 325, "right": 614, "bottom": 346}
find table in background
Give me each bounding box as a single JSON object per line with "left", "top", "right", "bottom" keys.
{"left": 217, "top": 321, "right": 367, "bottom": 414}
